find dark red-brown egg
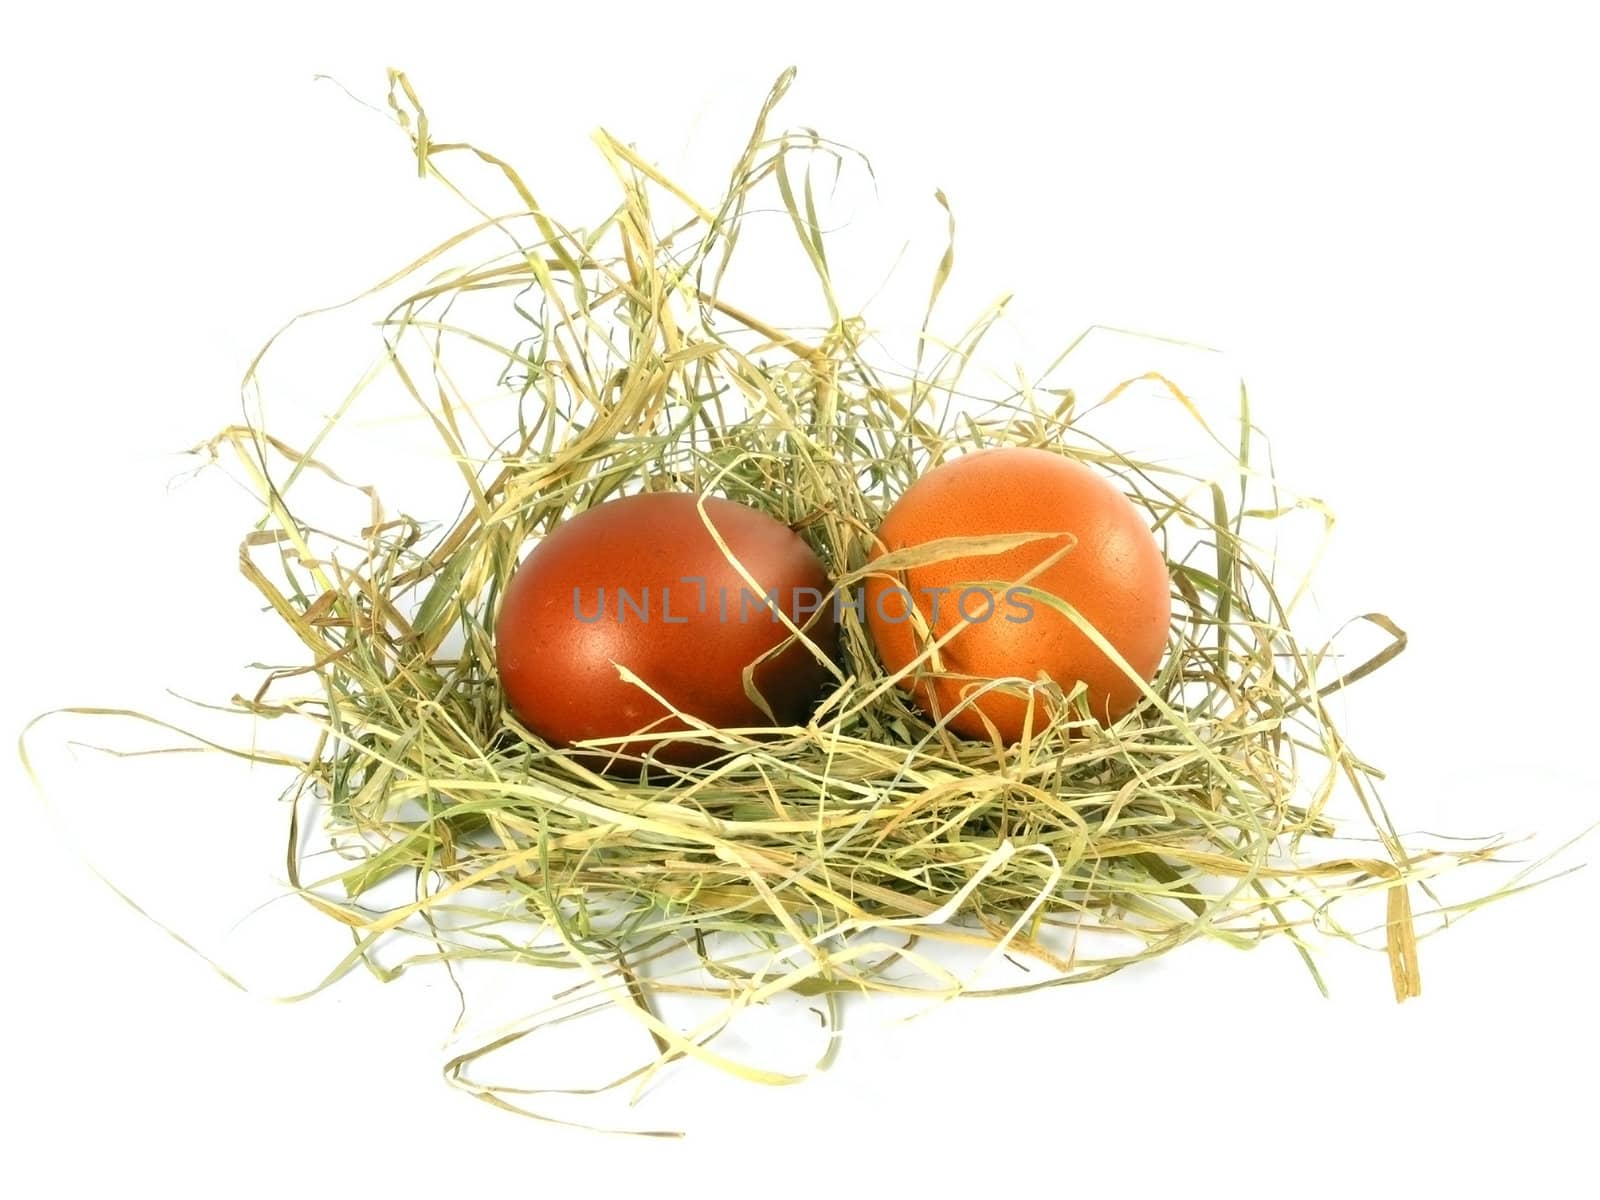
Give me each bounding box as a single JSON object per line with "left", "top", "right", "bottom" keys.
{"left": 495, "top": 492, "right": 836, "bottom": 768}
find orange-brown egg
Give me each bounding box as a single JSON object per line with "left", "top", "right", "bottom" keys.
{"left": 864, "top": 447, "right": 1171, "bottom": 740}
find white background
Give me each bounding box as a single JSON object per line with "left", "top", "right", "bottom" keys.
{"left": 4, "top": 1, "right": 1597, "bottom": 1194}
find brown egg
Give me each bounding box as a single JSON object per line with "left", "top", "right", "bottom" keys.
{"left": 495, "top": 492, "right": 836, "bottom": 768}
{"left": 864, "top": 447, "right": 1171, "bottom": 740}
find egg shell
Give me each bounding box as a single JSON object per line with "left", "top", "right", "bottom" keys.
{"left": 495, "top": 492, "right": 837, "bottom": 767}
{"left": 864, "top": 447, "right": 1171, "bottom": 740}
